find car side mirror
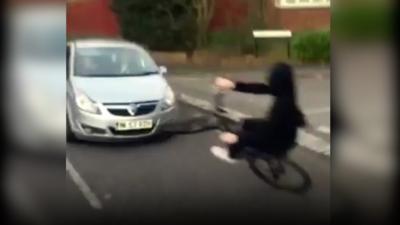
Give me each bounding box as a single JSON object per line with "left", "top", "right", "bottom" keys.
{"left": 159, "top": 66, "right": 167, "bottom": 75}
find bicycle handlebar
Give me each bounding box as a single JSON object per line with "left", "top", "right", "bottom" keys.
{"left": 213, "top": 90, "right": 234, "bottom": 132}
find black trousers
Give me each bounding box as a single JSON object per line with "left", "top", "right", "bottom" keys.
{"left": 227, "top": 120, "right": 294, "bottom": 158}
{"left": 228, "top": 130, "right": 267, "bottom": 158}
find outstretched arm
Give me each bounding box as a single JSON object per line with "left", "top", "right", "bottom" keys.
{"left": 214, "top": 77, "right": 271, "bottom": 95}
{"left": 242, "top": 118, "right": 270, "bottom": 131}
{"left": 234, "top": 82, "right": 271, "bottom": 94}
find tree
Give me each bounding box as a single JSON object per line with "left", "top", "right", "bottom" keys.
{"left": 112, "top": 0, "right": 197, "bottom": 55}
{"left": 192, "top": 0, "right": 215, "bottom": 48}
{"left": 112, "top": 0, "right": 217, "bottom": 55}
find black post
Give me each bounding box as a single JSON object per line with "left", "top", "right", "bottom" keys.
{"left": 287, "top": 39, "right": 291, "bottom": 59}
{"left": 254, "top": 38, "right": 258, "bottom": 58}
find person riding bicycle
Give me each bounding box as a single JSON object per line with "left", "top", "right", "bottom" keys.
{"left": 211, "top": 62, "right": 306, "bottom": 163}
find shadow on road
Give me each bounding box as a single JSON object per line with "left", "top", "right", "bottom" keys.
{"left": 163, "top": 116, "right": 218, "bottom": 135}
{"left": 248, "top": 156, "right": 313, "bottom": 194}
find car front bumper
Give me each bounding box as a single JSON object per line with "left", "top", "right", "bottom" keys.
{"left": 68, "top": 105, "right": 177, "bottom": 141}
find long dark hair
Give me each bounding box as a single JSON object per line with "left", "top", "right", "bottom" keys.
{"left": 268, "top": 62, "right": 297, "bottom": 101}
{"left": 268, "top": 62, "right": 306, "bottom": 127}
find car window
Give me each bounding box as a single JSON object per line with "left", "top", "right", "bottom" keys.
{"left": 74, "top": 47, "right": 159, "bottom": 77}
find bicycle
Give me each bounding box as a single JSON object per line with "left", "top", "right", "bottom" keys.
{"left": 213, "top": 90, "right": 312, "bottom": 193}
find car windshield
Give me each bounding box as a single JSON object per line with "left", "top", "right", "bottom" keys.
{"left": 74, "top": 47, "right": 159, "bottom": 77}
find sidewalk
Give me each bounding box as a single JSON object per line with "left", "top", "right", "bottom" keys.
{"left": 152, "top": 51, "right": 330, "bottom": 72}
{"left": 168, "top": 65, "right": 330, "bottom": 79}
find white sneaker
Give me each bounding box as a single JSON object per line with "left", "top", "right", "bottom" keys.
{"left": 210, "top": 146, "right": 238, "bottom": 164}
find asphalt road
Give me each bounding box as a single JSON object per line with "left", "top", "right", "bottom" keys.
{"left": 65, "top": 102, "right": 330, "bottom": 225}
{"left": 8, "top": 63, "right": 391, "bottom": 225}
{"left": 4, "top": 48, "right": 394, "bottom": 225}
{"left": 64, "top": 63, "right": 392, "bottom": 225}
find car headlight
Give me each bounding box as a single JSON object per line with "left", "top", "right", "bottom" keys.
{"left": 75, "top": 90, "right": 100, "bottom": 114}
{"left": 162, "top": 86, "right": 175, "bottom": 110}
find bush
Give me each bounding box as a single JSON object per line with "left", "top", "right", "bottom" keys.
{"left": 208, "top": 30, "right": 242, "bottom": 52}
{"left": 208, "top": 29, "right": 255, "bottom": 55}
{"left": 332, "top": 2, "right": 391, "bottom": 41}
{"left": 291, "top": 31, "right": 330, "bottom": 64}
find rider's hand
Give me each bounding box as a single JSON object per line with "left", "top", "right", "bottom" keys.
{"left": 219, "top": 132, "right": 239, "bottom": 144}
{"left": 214, "top": 77, "right": 235, "bottom": 91}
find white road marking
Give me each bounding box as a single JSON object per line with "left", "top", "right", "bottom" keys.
{"left": 170, "top": 74, "right": 213, "bottom": 80}
{"left": 173, "top": 76, "right": 203, "bottom": 80}
{"left": 179, "top": 93, "right": 330, "bottom": 156}
{"left": 66, "top": 158, "right": 103, "bottom": 209}
{"left": 317, "top": 126, "right": 331, "bottom": 134}
{"left": 297, "top": 130, "right": 331, "bottom": 156}
{"left": 304, "top": 107, "right": 330, "bottom": 116}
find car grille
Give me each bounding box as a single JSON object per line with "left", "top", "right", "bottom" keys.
{"left": 109, "top": 127, "right": 155, "bottom": 136}
{"left": 107, "top": 109, "right": 131, "bottom": 116}
{"left": 105, "top": 101, "right": 158, "bottom": 117}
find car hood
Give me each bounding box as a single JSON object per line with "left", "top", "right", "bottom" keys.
{"left": 72, "top": 75, "right": 168, "bottom": 103}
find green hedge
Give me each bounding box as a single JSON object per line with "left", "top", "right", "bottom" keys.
{"left": 208, "top": 30, "right": 331, "bottom": 63}
{"left": 291, "top": 31, "right": 330, "bottom": 64}
{"left": 207, "top": 29, "right": 255, "bottom": 55}
{"left": 332, "top": 2, "right": 391, "bottom": 41}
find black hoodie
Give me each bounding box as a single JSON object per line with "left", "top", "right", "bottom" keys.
{"left": 233, "top": 63, "right": 306, "bottom": 153}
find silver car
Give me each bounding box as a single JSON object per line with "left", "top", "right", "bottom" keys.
{"left": 67, "top": 39, "right": 176, "bottom": 141}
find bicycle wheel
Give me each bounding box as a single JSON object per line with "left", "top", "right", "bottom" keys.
{"left": 248, "top": 157, "right": 312, "bottom": 193}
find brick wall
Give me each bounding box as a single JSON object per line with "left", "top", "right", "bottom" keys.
{"left": 265, "top": 0, "right": 281, "bottom": 29}
{"left": 209, "top": 0, "right": 248, "bottom": 31}
{"left": 265, "top": 0, "right": 330, "bottom": 32}
{"left": 67, "top": 0, "right": 119, "bottom": 37}
{"left": 277, "top": 8, "right": 330, "bottom": 32}
{"left": 210, "top": 0, "right": 330, "bottom": 32}
{"left": 67, "top": 0, "right": 248, "bottom": 37}
{"left": 67, "top": 0, "right": 330, "bottom": 38}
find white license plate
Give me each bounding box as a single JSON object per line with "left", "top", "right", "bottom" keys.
{"left": 115, "top": 120, "right": 153, "bottom": 131}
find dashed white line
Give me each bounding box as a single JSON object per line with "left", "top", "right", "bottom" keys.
{"left": 179, "top": 93, "right": 330, "bottom": 156}
{"left": 66, "top": 158, "right": 103, "bottom": 210}
{"left": 317, "top": 126, "right": 331, "bottom": 134}
{"left": 304, "top": 107, "right": 330, "bottom": 116}
{"left": 297, "top": 130, "right": 331, "bottom": 156}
